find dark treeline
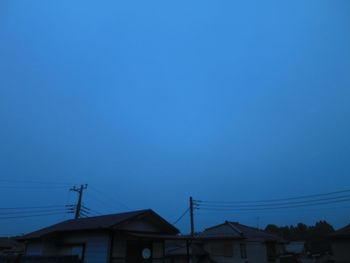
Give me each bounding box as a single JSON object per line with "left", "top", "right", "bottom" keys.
{"left": 265, "top": 221, "right": 335, "bottom": 241}
{"left": 265, "top": 221, "right": 335, "bottom": 254}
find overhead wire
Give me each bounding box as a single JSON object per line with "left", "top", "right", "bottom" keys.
{"left": 0, "top": 180, "right": 107, "bottom": 221}
{"left": 89, "top": 186, "right": 130, "bottom": 210}
{"left": 194, "top": 189, "right": 350, "bottom": 212}
{"left": 0, "top": 212, "right": 66, "bottom": 220}
{"left": 196, "top": 189, "right": 350, "bottom": 204}
{"left": 0, "top": 179, "right": 73, "bottom": 186}
{"left": 196, "top": 194, "right": 350, "bottom": 208}
{"left": 0, "top": 205, "right": 67, "bottom": 210}
{"left": 84, "top": 186, "right": 130, "bottom": 215}
{"left": 173, "top": 208, "right": 190, "bottom": 225}
{"left": 0, "top": 209, "right": 70, "bottom": 216}
{"left": 89, "top": 208, "right": 104, "bottom": 216}
{"left": 198, "top": 198, "right": 350, "bottom": 211}
{"left": 84, "top": 192, "right": 114, "bottom": 213}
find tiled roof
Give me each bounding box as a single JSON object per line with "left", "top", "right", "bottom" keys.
{"left": 200, "top": 221, "right": 282, "bottom": 242}
{"left": 19, "top": 209, "right": 179, "bottom": 240}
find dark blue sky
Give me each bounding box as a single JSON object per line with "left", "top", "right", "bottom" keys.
{"left": 1, "top": 1, "right": 350, "bottom": 236}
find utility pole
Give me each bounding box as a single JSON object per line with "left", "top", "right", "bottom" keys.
{"left": 189, "top": 196, "right": 194, "bottom": 236}
{"left": 70, "top": 184, "right": 88, "bottom": 219}
{"left": 189, "top": 197, "right": 195, "bottom": 263}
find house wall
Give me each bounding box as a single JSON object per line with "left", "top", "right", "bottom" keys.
{"left": 246, "top": 242, "right": 267, "bottom": 263}
{"left": 25, "top": 232, "right": 110, "bottom": 263}
{"left": 203, "top": 240, "right": 247, "bottom": 263}
{"left": 203, "top": 240, "right": 280, "bottom": 263}
{"left": 331, "top": 240, "right": 350, "bottom": 262}
{"left": 26, "top": 242, "right": 43, "bottom": 256}
{"left": 59, "top": 232, "right": 110, "bottom": 263}
{"left": 247, "top": 242, "right": 281, "bottom": 263}
{"left": 23, "top": 214, "right": 177, "bottom": 263}
{"left": 111, "top": 233, "right": 165, "bottom": 262}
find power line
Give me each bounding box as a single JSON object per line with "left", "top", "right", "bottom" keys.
{"left": 0, "top": 186, "right": 68, "bottom": 190}
{"left": 195, "top": 203, "right": 350, "bottom": 216}
{"left": 196, "top": 194, "right": 350, "bottom": 208}
{"left": 67, "top": 203, "right": 103, "bottom": 217}
{"left": 89, "top": 186, "right": 130, "bottom": 211}
{"left": 173, "top": 208, "right": 189, "bottom": 225}
{"left": 89, "top": 208, "right": 104, "bottom": 216}
{"left": 62, "top": 189, "right": 73, "bottom": 220}
{"left": 0, "top": 211, "right": 67, "bottom": 220}
{"left": 0, "top": 205, "right": 67, "bottom": 210}
{"left": 196, "top": 197, "right": 350, "bottom": 211}
{"left": 0, "top": 179, "right": 73, "bottom": 186}
{"left": 0, "top": 209, "right": 69, "bottom": 216}
{"left": 90, "top": 186, "right": 130, "bottom": 209}
{"left": 196, "top": 189, "right": 350, "bottom": 204}
{"left": 84, "top": 191, "right": 115, "bottom": 213}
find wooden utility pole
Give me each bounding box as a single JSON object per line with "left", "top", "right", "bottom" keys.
{"left": 189, "top": 197, "right": 195, "bottom": 263}
{"left": 189, "top": 196, "right": 194, "bottom": 236}
{"left": 70, "top": 184, "right": 88, "bottom": 219}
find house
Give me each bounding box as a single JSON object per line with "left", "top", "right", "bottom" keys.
{"left": 18, "top": 209, "right": 179, "bottom": 263}
{"left": 198, "top": 221, "right": 285, "bottom": 263}
{"left": 330, "top": 224, "right": 350, "bottom": 263}
{"left": 0, "top": 237, "right": 24, "bottom": 256}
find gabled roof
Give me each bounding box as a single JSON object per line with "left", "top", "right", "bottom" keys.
{"left": 330, "top": 224, "right": 350, "bottom": 239}
{"left": 200, "top": 221, "right": 282, "bottom": 242}
{"left": 19, "top": 209, "right": 179, "bottom": 240}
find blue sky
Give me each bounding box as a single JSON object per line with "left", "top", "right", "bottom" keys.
{"left": 0, "top": 0, "right": 350, "bottom": 236}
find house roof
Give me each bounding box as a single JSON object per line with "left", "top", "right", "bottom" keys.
{"left": 330, "top": 224, "right": 350, "bottom": 239}
{"left": 200, "top": 221, "right": 283, "bottom": 242}
{"left": 19, "top": 209, "right": 179, "bottom": 240}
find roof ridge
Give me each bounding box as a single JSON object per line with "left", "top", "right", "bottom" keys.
{"left": 226, "top": 221, "right": 243, "bottom": 236}
{"left": 204, "top": 222, "right": 227, "bottom": 231}
{"left": 64, "top": 209, "right": 151, "bottom": 222}
{"left": 229, "top": 221, "right": 269, "bottom": 232}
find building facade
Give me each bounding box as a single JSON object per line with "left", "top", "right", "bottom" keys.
{"left": 20, "top": 209, "right": 179, "bottom": 263}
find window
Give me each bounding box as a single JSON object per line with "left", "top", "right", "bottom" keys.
{"left": 266, "top": 243, "right": 277, "bottom": 260}
{"left": 60, "top": 244, "right": 85, "bottom": 261}
{"left": 113, "top": 240, "right": 126, "bottom": 258}
{"left": 152, "top": 242, "right": 164, "bottom": 259}
{"left": 71, "top": 245, "right": 84, "bottom": 260}
{"left": 240, "top": 244, "right": 247, "bottom": 259}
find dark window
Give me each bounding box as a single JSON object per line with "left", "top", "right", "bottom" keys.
{"left": 240, "top": 243, "right": 247, "bottom": 259}
{"left": 266, "top": 243, "right": 277, "bottom": 260}
{"left": 59, "top": 243, "right": 85, "bottom": 262}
